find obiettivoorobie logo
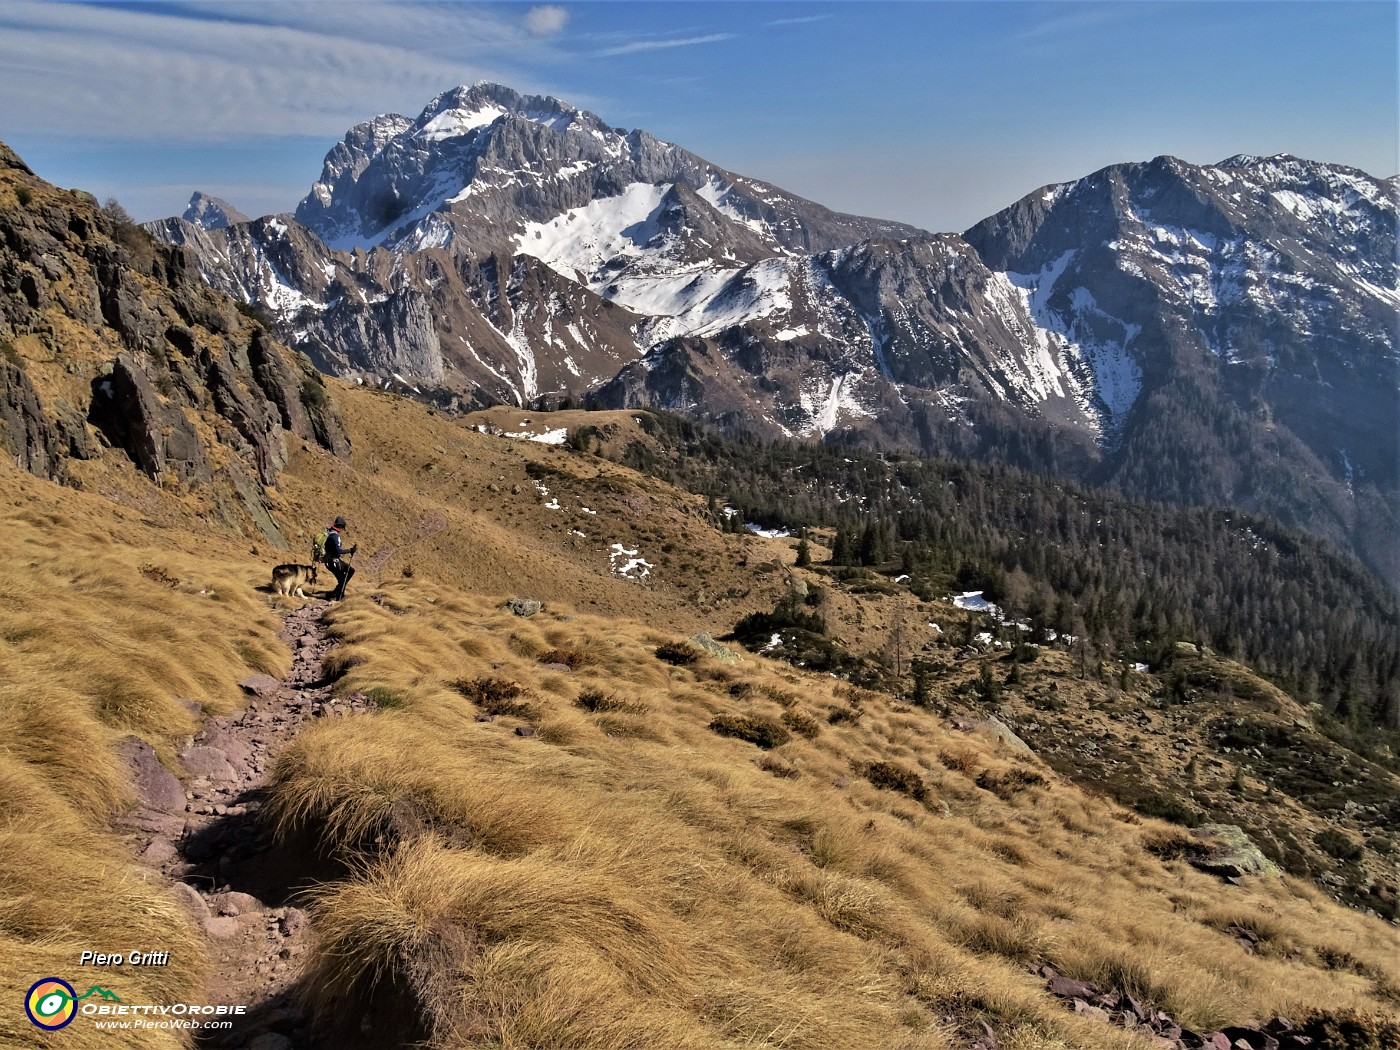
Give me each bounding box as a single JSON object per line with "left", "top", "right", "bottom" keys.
{"left": 24, "top": 978, "right": 120, "bottom": 1030}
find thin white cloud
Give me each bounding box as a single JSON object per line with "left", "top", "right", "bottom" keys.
{"left": 1013, "top": 5, "right": 1144, "bottom": 44}
{"left": 0, "top": 2, "right": 559, "bottom": 142}
{"left": 594, "top": 33, "right": 734, "bottom": 58}
{"left": 766, "top": 15, "right": 833, "bottom": 28}
{"left": 525, "top": 5, "right": 569, "bottom": 37}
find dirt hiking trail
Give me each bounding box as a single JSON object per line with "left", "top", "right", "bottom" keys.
{"left": 120, "top": 600, "right": 373, "bottom": 1050}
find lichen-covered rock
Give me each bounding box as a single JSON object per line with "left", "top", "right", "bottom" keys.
{"left": 983, "top": 715, "right": 1035, "bottom": 756}
{"left": 1189, "top": 824, "right": 1282, "bottom": 879}
{"left": 689, "top": 633, "right": 741, "bottom": 664}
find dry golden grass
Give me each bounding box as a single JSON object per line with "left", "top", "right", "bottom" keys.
{"left": 0, "top": 472, "right": 288, "bottom": 1047}
{"left": 4, "top": 350, "right": 1398, "bottom": 1049}
{"left": 262, "top": 577, "right": 1400, "bottom": 1049}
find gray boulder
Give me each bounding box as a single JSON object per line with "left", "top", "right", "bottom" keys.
{"left": 117, "top": 736, "right": 186, "bottom": 813}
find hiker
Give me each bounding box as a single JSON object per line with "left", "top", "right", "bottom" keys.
{"left": 323, "top": 515, "right": 358, "bottom": 601}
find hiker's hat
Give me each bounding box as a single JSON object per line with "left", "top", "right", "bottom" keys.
{"left": 333, "top": 516, "right": 347, "bottom": 529}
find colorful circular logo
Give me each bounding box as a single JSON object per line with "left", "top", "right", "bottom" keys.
{"left": 25, "top": 978, "right": 77, "bottom": 1030}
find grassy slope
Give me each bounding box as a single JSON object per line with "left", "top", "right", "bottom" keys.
{"left": 4, "top": 380, "right": 1399, "bottom": 1048}
{"left": 269, "top": 578, "right": 1400, "bottom": 1049}
{"left": 272, "top": 391, "right": 1400, "bottom": 1048}
{"left": 0, "top": 471, "right": 286, "bottom": 1049}
{"left": 266, "top": 393, "right": 794, "bottom": 631}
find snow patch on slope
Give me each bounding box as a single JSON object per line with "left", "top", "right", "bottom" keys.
{"left": 418, "top": 104, "right": 507, "bottom": 142}
{"left": 796, "top": 370, "right": 876, "bottom": 437}
{"left": 995, "top": 250, "right": 1143, "bottom": 439}
{"left": 517, "top": 183, "right": 672, "bottom": 281}
{"left": 518, "top": 187, "right": 796, "bottom": 344}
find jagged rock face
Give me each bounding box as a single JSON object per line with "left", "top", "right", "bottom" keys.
{"left": 183, "top": 192, "right": 250, "bottom": 230}
{"left": 148, "top": 209, "right": 648, "bottom": 404}
{"left": 89, "top": 353, "right": 210, "bottom": 484}
{"left": 0, "top": 359, "right": 58, "bottom": 477}
{"left": 148, "top": 83, "right": 923, "bottom": 402}
{"left": 0, "top": 141, "right": 350, "bottom": 544}
{"left": 293, "top": 83, "right": 922, "bottom": 257}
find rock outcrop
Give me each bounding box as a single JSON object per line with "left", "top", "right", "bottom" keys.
{"left": 183, "top": 192, "right": 250, "bottom": 230}
{"left": 0, "top": 358, "right": 58, "bottom": 478}
{"left": 0, "top": 138, "right": 351, "bottom": 542}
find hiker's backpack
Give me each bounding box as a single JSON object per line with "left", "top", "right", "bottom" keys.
{"left": 311, "top": 529, "right": 330, "bottom": 565}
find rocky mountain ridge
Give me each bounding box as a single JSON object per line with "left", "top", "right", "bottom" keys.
{"left": 145, "top": 85, "right": 1399, "bottom": 583}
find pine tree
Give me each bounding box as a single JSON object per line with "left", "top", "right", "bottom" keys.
{"left": 911, "top": 662, "right": 935, "bottom": 709}
{"left": 831, "top": 525, "right": 855, "bottom": 565}
{"left": 977, "top": 661, "right": 1000, "bottom": 705}
{"left": 858, "top": 522, "right": 879, "bottom": 566}
{"left": 795, "top": 531, "right": 812, "bottom": 568}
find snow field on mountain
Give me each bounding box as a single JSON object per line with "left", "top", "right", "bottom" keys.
{"left": 796, "top": 369, "right": 877, "bottom": 438}
{"left": 659, "top": 257, "right": 793, "bottom": 340}
{"left": 696, "top": 175, "right": 784, "bottom": 247}
{"left": 517, "top": 184, "right": 799, "bottom": 345}
{"left": 517, "top": 182, "right": 672, "bottom": 280}
{"left": 993, "top": 250, "right": 1144, "bottom": 436}
{"left": 418, "top": 103, "right": 508, "bottom": 142}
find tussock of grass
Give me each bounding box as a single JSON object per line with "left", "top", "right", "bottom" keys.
{"left": 655, "top": 640, "right": 700, "bottom": 665}
{"left": 451, "top": 677, "right": 539, "bottom": 720}
{"left": 758, "top": 752, "right": 800, "bottom": 779}
{"left": 781, "top": 706, "right": 823, "bottom": 738}
{"left": 975, "top": 766, "right": 1049, "bottom": 800}
{"left": 708, "top": 713, "right": 791, "bottom": 749}
{"left": 574, "top": 687, "right": 640, "bottom": 714}
{"left": 1298, "top": 1007, "right": 1400, "bottom": 1049}
{"left": 538, "top": 646, "right": 591, "bottom": 669}
{"left": 864, "top": 760, "right": 929, "bottom": 802}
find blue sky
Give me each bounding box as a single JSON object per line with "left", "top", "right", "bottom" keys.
{"left": 1, "top": 1, "right": 1395, "bottom": 232}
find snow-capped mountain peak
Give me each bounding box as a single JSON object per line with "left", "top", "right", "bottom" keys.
{"left": 290, "top": 83, "right": 923, "bottom": 258}
{"left": 182, "top": 191, "right": 250, "bottom": 230}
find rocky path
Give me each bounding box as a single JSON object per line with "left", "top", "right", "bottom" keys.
{"left": 118, "top": 600, "right": 373, "bottom": 1050}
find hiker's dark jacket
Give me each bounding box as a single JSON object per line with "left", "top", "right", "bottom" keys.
{"left": 325, "top": 526, "right": 347, "bottom": 561}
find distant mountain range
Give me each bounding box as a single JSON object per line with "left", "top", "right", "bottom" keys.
{"left": 146, "top": 82, "right": 1400, "bottom": 584}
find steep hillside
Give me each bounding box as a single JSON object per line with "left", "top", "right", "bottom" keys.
{"left": 261, "top": 578, "right": 1400, "bottom": 1050}
{"left": 0, "top": 469, "right": 288, "bottom": 1050}
{"left": 0, "top": 140, "right": 350, "bottom": 544}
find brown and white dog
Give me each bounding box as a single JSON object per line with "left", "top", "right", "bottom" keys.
{"left": 271, "top": 563, "right": 319, "bottom": 598}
